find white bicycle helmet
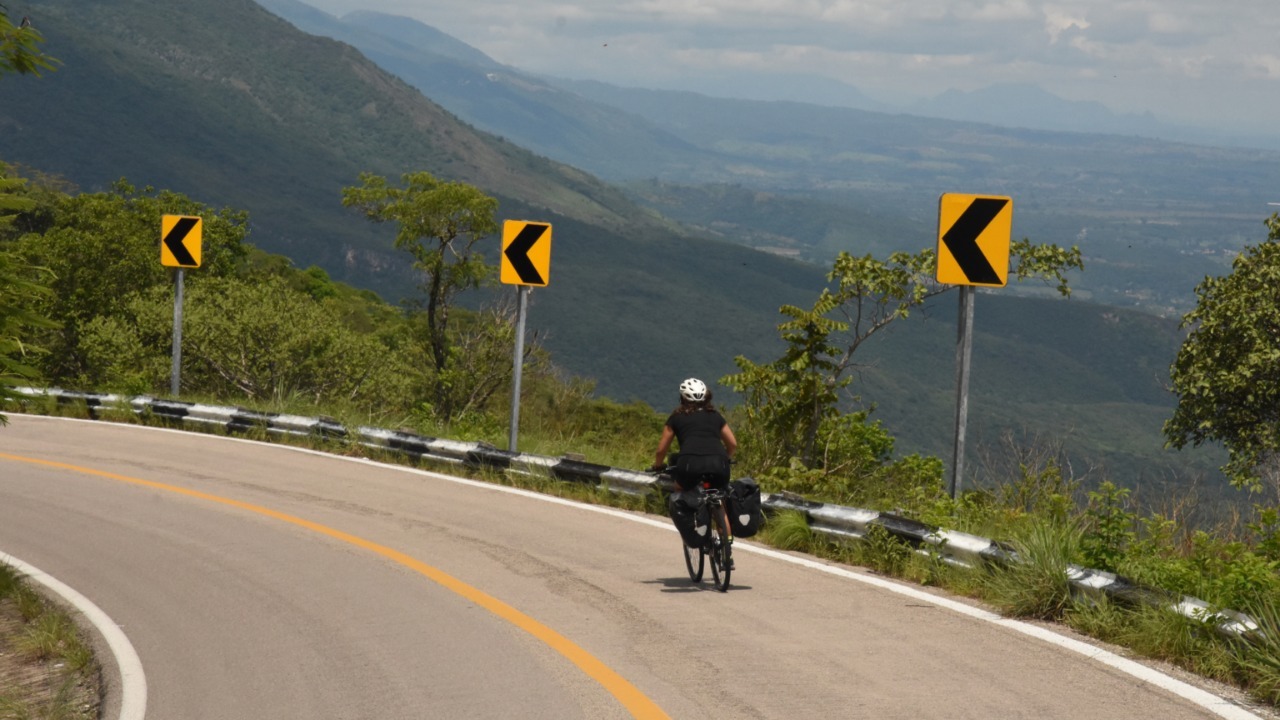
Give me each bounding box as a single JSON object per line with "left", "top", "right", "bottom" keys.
{"left": 679, "top": 378, "right": 708, "bottom": 403}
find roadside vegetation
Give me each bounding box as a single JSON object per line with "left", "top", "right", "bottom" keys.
{"left": 0, "top": 563, "right": 100, "bottom": 720}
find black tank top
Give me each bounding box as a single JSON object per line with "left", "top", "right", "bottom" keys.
{"left": 666, "top": 409, "right": 727, "bottom": 456}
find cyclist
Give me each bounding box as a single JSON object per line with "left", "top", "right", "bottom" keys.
{"left": 651, "top": 378, "right": 739, "bottom": 567}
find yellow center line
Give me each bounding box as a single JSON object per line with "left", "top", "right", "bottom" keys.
{"left": 1, "top": 451, "right": 670, "bottom": 720}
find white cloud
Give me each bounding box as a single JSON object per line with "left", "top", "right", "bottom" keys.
{"left": 1146, "top": 11, "right": 1191, "bottom": 35}
{"left": 1250, "top": 54, "right": 1280, "bottom": 80}
{"left": 304, "top": 0, "right": 1280, "bottom": 137}
{"left": 1044, "top": 7, "right": 1090, "bottom": 44}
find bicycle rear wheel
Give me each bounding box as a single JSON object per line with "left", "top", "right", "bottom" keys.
{"left": 709, "top": 520, "right": 731, "bottom": 592}
{"left": 683, "top": 539, "right": 704, "bottom": 582}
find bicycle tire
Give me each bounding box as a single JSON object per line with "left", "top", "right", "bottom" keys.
{"left": 709, "top": 508, "right": 731, "bottom": 592}
{"left": 683, "top": 538, "right": 704, "bottom": 582}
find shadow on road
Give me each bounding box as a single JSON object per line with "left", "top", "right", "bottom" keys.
{"left": 642, "top": 577, "right": 753, "bottom": 593}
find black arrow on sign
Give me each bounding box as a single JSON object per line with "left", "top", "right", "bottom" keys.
{"left": 163, "top": 217, "right": 199, "bottom": 267}
{"left": 504, "top": 223, "right": 549, "bottom": 285}
{"left": 941, "top": 197, "right": 1007, "bottom": 284}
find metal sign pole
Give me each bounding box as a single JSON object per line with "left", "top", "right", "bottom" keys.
{"left": 171, "top": 268, "right": 185, "bottom": 397}
{"left": 508, "top": 285, "right": 529, "bottom": 452}
{"left": 949, "top": 286, "right": 975, "bottom": 499}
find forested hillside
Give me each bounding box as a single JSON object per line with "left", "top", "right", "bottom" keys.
{"left": 0, "top": 0, "right": 829, "bottom": 405}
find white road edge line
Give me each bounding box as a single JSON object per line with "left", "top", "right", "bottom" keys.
{"left": 0, "top": 550, "right": 147, "bottom": 720}
{"left": 13, "top": 414, "right": 1266, "bottom": 720}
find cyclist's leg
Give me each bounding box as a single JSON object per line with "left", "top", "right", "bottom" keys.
{"left": 708, "top": 471, "right": 735, "bottom": 569}
{"left": 715, "top": 502, "right": 734, "bottom": 570}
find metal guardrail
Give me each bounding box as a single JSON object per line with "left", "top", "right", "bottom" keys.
{"left": 9, "top": 387, "right": 1261, "bottom": 640}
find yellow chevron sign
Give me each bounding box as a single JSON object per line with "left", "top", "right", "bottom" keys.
{"left": 161, "top": 215, "right": 202, "bottom": 268}
{"left": 501, "top": 220, "right": 552, "bottom": 286}
{"left": 936, "top": 194, "right": 1012, "bottom": 287}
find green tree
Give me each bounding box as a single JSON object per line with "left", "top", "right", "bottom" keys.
{"left": 11, "top": 180, "right": 249, "bottom": 384}
{"left": 1165, "top": 214, "right": 1280, "bottom": 492}
{"left": 341, "top": 171, "right": 499, "bottom": 418}
{"left": 1, "top": 7, "right": 56, "bottom": 77}
{"left": 0, "top": 248, "right": 53, "bottom": 423}
{"left": 1, "top": 6, "right": 59, "bottom": 421}
{"left": 0, "top": 167, "right": 36, "bottom": 228}
{"left": 0, "top": 164, "right": 56, "bottom": 424}
{"left": 724, "top": 240, "right": 1082, "bottom": 475}
{"left": 80, "top": 275, "right": 413, "bottom": 411}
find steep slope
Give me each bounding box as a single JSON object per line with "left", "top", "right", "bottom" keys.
{"left": 0, "top": 0, "right": 826, "bottom": 404}
{"left": 0, "top": 0, "right": 652, "bottom": 274}
{"left": 255, "top": 0, "right": 716, "bottom": 182}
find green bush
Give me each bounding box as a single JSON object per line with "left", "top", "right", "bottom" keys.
{"left": 761, "top": 510, "right": 813, "bottom": 551}
{"left": 752, "top": 413, "right": 944, "bottom": 510}
{"left": 1250, "top": 504, "right": 1280, "bottom": 562}
{"left": 1080, "top": 481, "right": 1136, "bottom": 572}
{"left": 857, "top": 523, "right": 914, "bottom": 576}
{"left": 981, "top": 519, "right": 1082, "bottom": 620}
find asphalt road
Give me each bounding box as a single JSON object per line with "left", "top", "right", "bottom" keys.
{"left": 0, "top": 415, "right": 1263, "bottom": 719}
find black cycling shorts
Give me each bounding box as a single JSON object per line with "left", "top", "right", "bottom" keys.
{"left": 674, "top": 453, "right": 730, "bottom": 491}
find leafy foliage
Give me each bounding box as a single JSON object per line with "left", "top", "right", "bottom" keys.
{"left": 0, "top": 170, "right": 586, "bottom": 440}
{"left": 1165, "top": 214, "right": 1280, "bottom": 491}
{"left": 0, "top": 247, "right": 53, "bottom": 423}
{"left": 79, "top": 276, "right": 415, "bottom": 409}
{"left": 1080, "top": 481, "right": 1136, "bottom": 572}
{"left": 342, "top": 171, "right": 499, "bottom": 419}
{"left": 0, "top": 37, "right": 57, "bottom": 424}
{"left": 10, "top": 180, "right": 250, "bottom": 384}
{"left": 857, "top": 523, "right": 914, "bottom": 576}
{"left": 0, "top": 7, "right": 56, "bottom": 77}
{"left": 723, "top": 242, "right": 1081, "bottom": 504}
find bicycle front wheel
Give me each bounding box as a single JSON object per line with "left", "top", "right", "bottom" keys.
{"left": 683, "top": 539, "right": 704, "bottom": 582}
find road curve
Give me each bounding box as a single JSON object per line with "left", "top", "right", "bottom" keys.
{"left": 0, "top": 415, "right": 1263, "bottom": 719}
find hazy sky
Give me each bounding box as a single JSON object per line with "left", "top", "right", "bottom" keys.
{"left": 301, "top": 1, "right": 1280, "bottom": 137}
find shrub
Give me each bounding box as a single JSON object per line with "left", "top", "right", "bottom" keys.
{"left": 857, "top": 523, "right": 913, "bottom": 577}
{"left": 761, "top": 510, "right": 813, "bottom": 552}
{"left": 981, "top": 519, "right": 1082, "bottom": 620}
{"left": 1080, "top": 481, "right": 1136, "bottom": 572}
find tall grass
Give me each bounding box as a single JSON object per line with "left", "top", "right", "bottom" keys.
{"left": 1238, "top": 597, "right": 1280, "bottom": 704}
{"left": 979, "top": 519, "right": 1082, "bottom": 620}
{"left": 759, "top": 510, "right": 812, "bottom": 551}
{"left": 0, "top": 563, "right": 100, "bottom": 720}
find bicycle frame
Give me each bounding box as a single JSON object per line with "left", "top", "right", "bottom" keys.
{"left": 649, "top": 465, "right": 736, "bottom": 591}
{"left": 683, "top": 478, "right": 734, "bottom": 592}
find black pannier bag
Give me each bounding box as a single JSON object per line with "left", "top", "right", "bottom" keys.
{"left": 727, "top": 478, "right": 763, "bottom": 538}
{"left": 669, "top": 490, "right": 709, "bottom": 548}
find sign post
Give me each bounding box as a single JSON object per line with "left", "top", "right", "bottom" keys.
{"left": 936, "top": 194, "right": 1011, "bottom": 498}
{"left": 951, "top": 286, "right": 975, "bottom": 500}
{"left": 161, "top": 214, "right": 203, "bottom": 397}
{"left": 500, "top": 220, "right": 552, "bottom": 453}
